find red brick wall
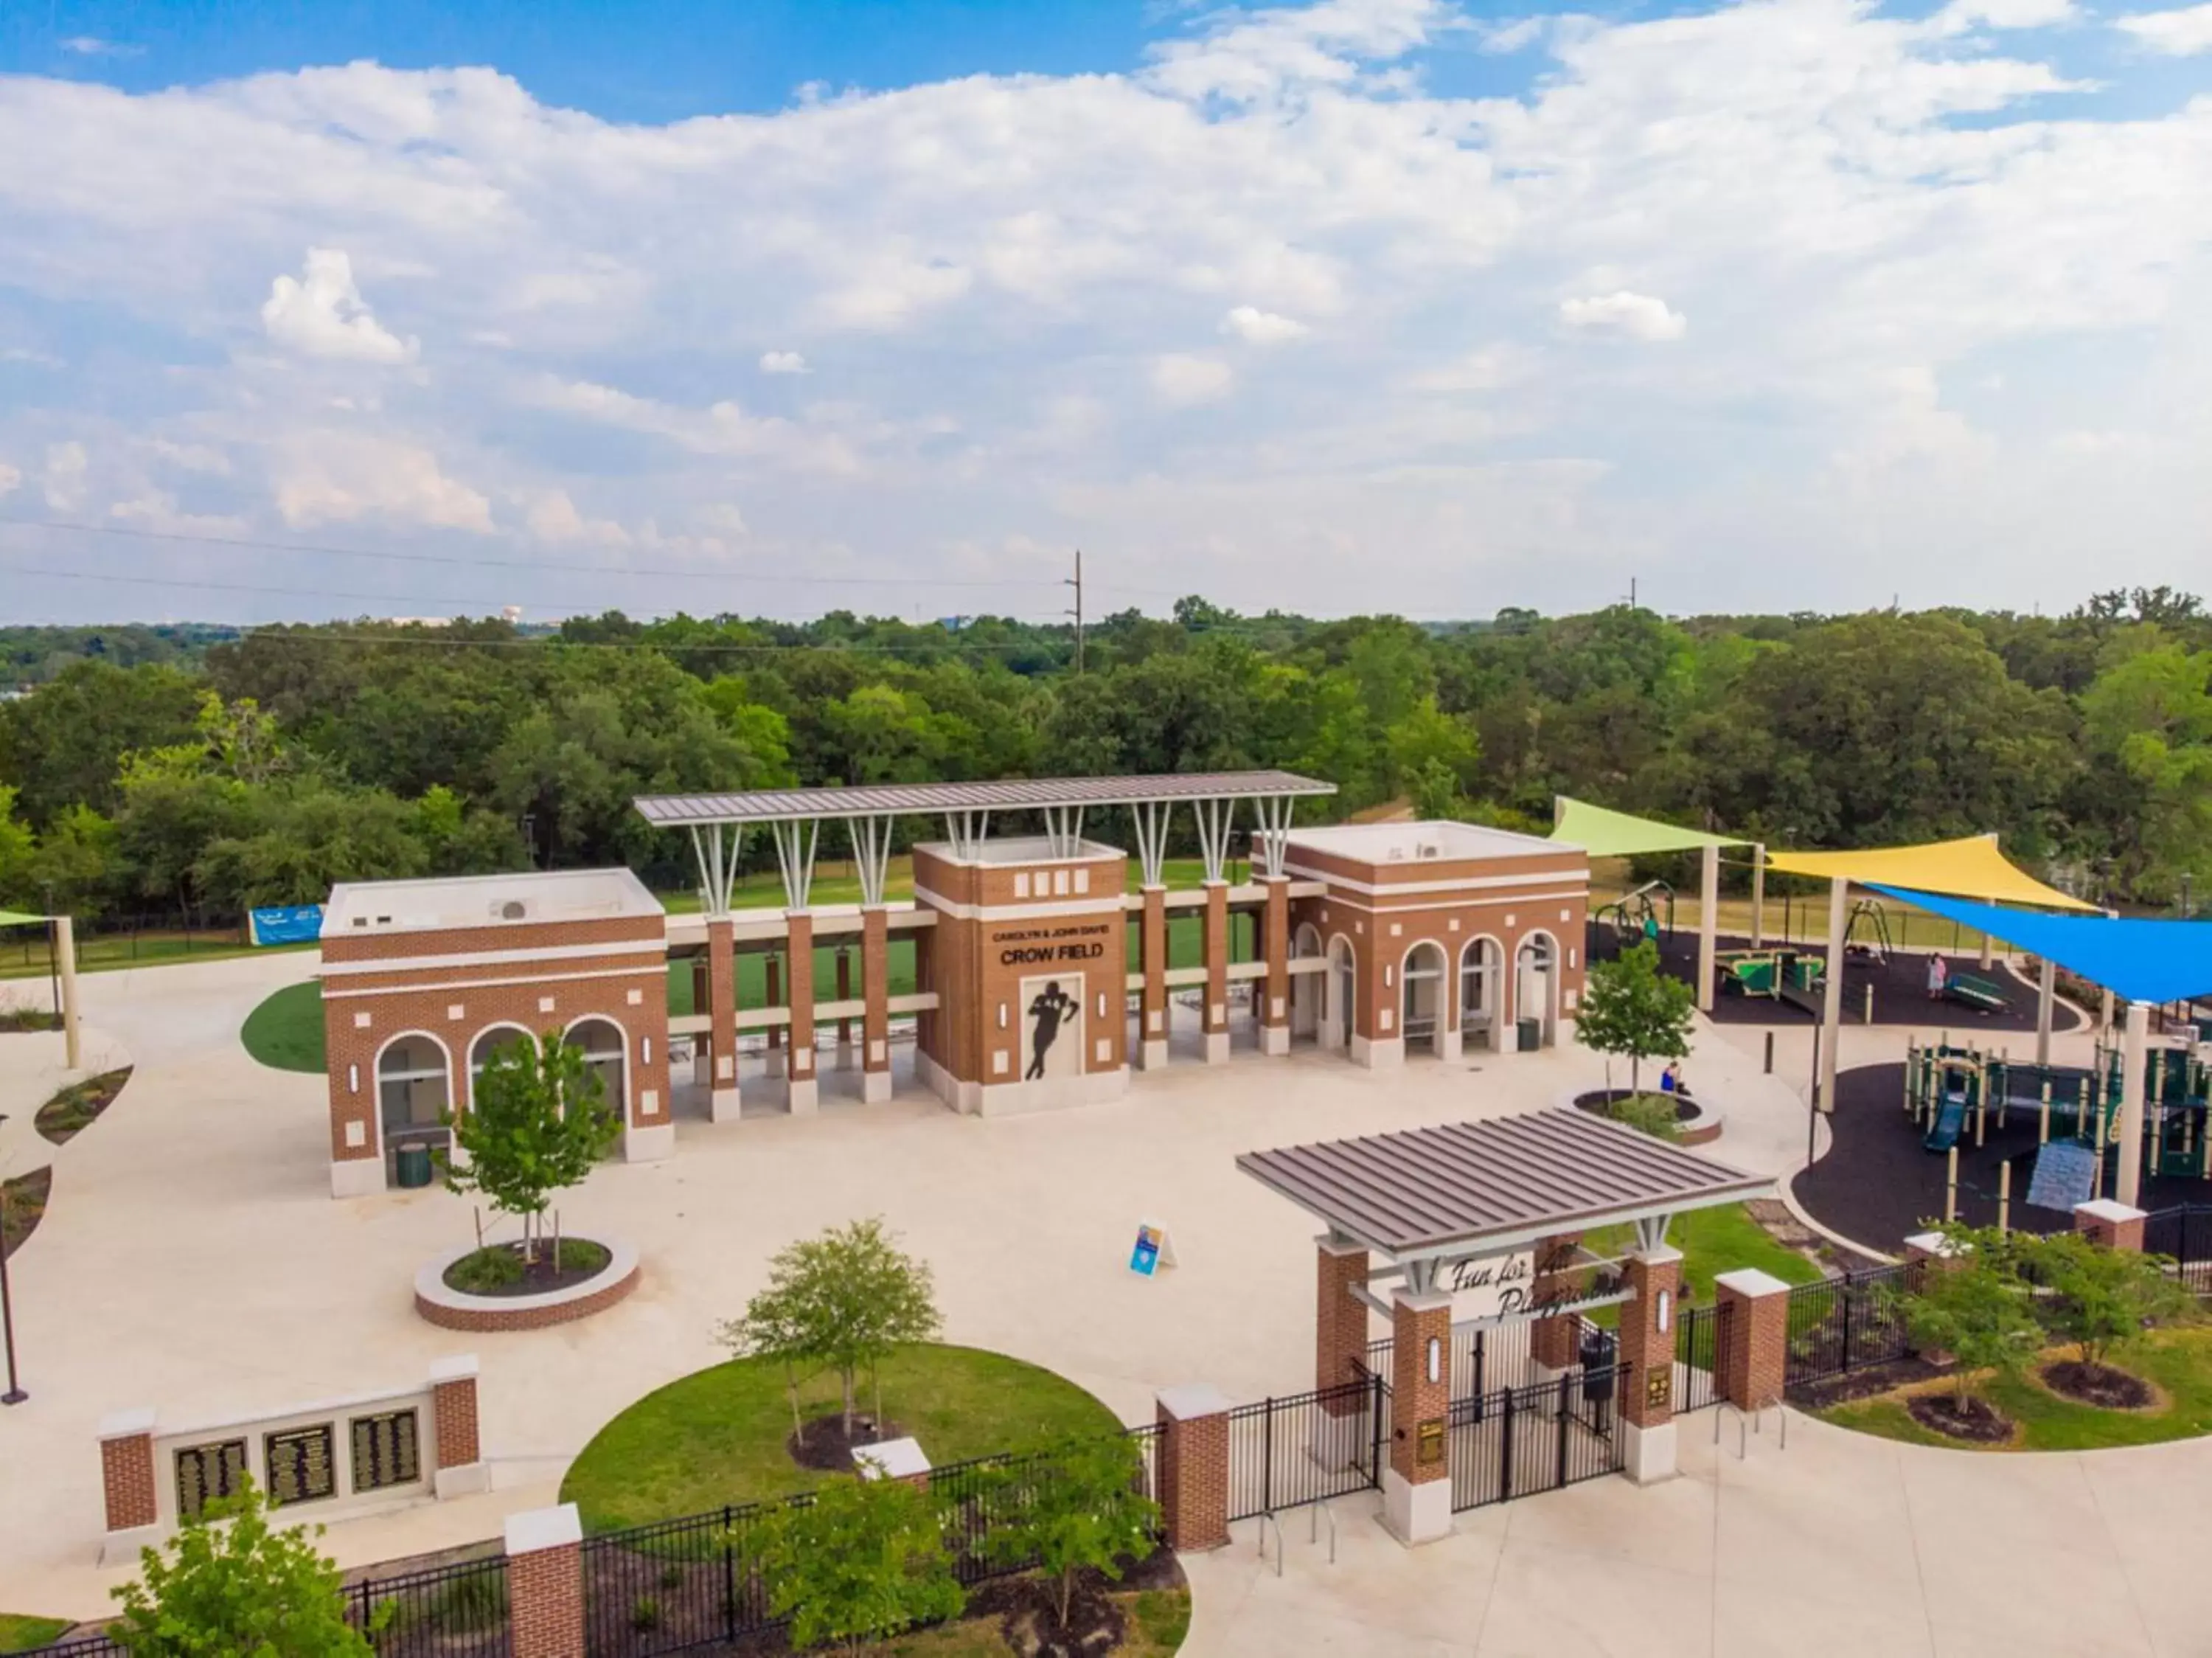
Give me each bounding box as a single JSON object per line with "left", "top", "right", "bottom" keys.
{"left": 1156, "top": 1401, "right": 1229, "bottom": 1551}
{"left": 1388, "top": 1295, "right": 1450, "bottom": 1486}
{"left": 100, "top": 1432, "right": 156, "bottom": 1533}
{"left": 785, "top": 912, "right": 816, "bottom": 1079}
{"left": 860, "top": 906, "right": 891, "bottom": 1077}
{"left": 507, "top": 1540, "right": 585, "bottom": 1658}
{"left": 1140, "top": 887, "right": 1167, "bottom": 1044}
{"left": 1715, "top": 1283, "right": 1787, "bottom": 1412}
{"left": 1528, "top": 1233, "right": 1586, "bottom": 1371}
{"left": 1619, "top": 1254, "right": 1681, "bottom": 1429}
{"left": 1202, "top": 884, "right": 1230, "bottom": 1038}
{"left": 1261, "top": 878, "right": 1290, "bottom": 1032}
{"left": 433, "top": 1378, "right": 481, "bottom": 1469}
{"left": 1315, "top": 1241, "right": 1370, "bottom": 1401}
{"left": 417, "top": 1258, "right": 639, "bottom": 1333}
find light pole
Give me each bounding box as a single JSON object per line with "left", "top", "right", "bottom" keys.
{"left": 0, "top": 1165, "right": 24, "bottom": 1405}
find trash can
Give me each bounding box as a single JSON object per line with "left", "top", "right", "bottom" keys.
{"left": 1517, "top": 1016, "right": 1540, "bottom": 1052}
{"left": 394, "top": 1142, "right": 434, "bottom": 1189}
{"left": 1579, "top": 1329, "right": 1617, "bottom": 1402}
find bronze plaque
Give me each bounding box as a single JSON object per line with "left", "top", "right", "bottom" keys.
{"left": 1416, "top": 1416, "right": 1446, "bottom": 1465}
{"left": 1646, "top": 1368, "right": 1672, "bottom": 1410}
{"left": 350, "top": 1408, "right": 422, "bottom": 1493}
{"left": 173, "top": 1438, "right": 248, "bottom": 1521}
{"left": 264, "top": 1423, "right": 336, "bottom": 1507}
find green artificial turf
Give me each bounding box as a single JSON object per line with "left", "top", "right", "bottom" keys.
{"left": 561, "top": 1343, "right": 1121, "bottom": 1533}
{"left": 1581, "top": 1201, "right": 1824, "bottom": 1328}
{"left": 240, "top": 979, "right": 327, "bottom": 1073}
{"left": 1821, "top": 1326, "right": 2212, "bottom": 1451}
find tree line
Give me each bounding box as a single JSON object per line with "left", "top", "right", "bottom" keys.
{"left": 0, "top": 586, "right": 2205, "bottom": 926}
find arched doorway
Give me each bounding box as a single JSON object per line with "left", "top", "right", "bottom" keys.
{"left": 377, "top": 1033, "right": 451, "bottom": 1184}
{"left": 1401, "top": 941, "right": 1447, "bottom": 1057}
{"left": 467, "top": 1024, "right": 534, "bottom": 1114}
{"left": 1460, "top": 937, "right": 1503, "bottom": 1052}
{"left": 1325, "top": 934, "right": 1356, "bottom": 1052}
{"left": 566, "top": 1016, "right": 629, "bottom": 1120}
{"left": 1514, "top": 932, "right": 1558, "bottom": 1050}
{"left": 1291, "top": 923, "right": 1323, "bottom": 1041}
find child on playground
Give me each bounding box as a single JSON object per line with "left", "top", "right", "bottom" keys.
{"left": 1927, "top": 953, "right": 1949, "bottom": 1001}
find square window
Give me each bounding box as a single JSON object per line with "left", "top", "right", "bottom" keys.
{"left": 1074, "top": 869, "right": 1090, "bottom": 895}
{"left": 1014, "top": 872, "right": 1031, "bottom": 898}
{"left": 1054, "top": 870, "right": 1070, "bottom": 896}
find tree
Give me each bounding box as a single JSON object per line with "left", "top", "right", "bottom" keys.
{"left": 717, "top": 1274, "right": 822, "bottom": 1443}
{"left": 1575, "top": 940, "right": 1694, "bottom": 1093}
{"left": 110, "top": 1479, "right": 384, "bottom": 1656}
{"left": 437, "top": 1031, "right": 622, "bottom": 1263}
{"left": 984, "top": 1434, "right": 1160, "bottom": 1630}
{"left": 2020, "top": 1230, "right": 2193, "bottom": 1372}
{"left": 747, "top": 1472, "right": 964, "bottom": 1653}
{"left": 1902, "top": 1227, "right": 2042, "bottom": 1411}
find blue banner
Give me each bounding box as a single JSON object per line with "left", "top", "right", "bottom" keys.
{"left": 251, "top": 904, "right": 324, "bottom": 946}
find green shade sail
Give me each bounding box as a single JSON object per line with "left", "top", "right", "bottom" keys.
{"left": 0, "top": 909, "right": 50, "bottom": 926}
{"left": 1550, "top": 798, "right": 1747, "bottom": 859}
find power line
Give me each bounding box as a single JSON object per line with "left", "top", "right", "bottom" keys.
{"left": 0, "top": 516, "right": 1069, "bottom": 592}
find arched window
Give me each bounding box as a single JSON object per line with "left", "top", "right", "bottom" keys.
{"left": 377, "top": 1033, "right": 451, "bottom": 1173}
{"left": 470, "top": 1024, "right": 534, "bottom": 1075}
{"left": 1515, "top": 932, "right": 1559, "bottom": 1048}
{"left": 1402, "top": 940, "right": 1447, "bottom": 1052}
{"left": 1326, "top": 934, "right": 1357, "bottom": 1051}
{"left": 1461, "top": 937, "right": 1503, "bottom": 1050}
{"left": 566, "top": 1016, "right": 628, "bottom": 1117}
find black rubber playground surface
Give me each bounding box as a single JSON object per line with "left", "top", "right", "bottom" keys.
{"left": 1587, "top": 925, "right": 2083, "bottom": 1036}
{"left": 1790, "top": 1062, "right": 2202, "bottom": 1252}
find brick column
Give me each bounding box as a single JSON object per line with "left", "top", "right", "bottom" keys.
{"left": 1528, "top": 1232, "right": 1585, "bottom": 1374}
{"left": 784, "top": 915, "right": 818, "bottom": 1114}
{"left": 98, "top": 1409, "right": 161, "bottom": 1562}
{"left": 1202, "top": 882, "right": 1231, "bottom": 1064}
{"left": 1618, "top": 1247, "right": 1680, "bottom": 1484}
{"left": 860, "top": 906, "right": 894, "bottom": 1104}
{"left": 429, "top": 1354, "right": 487, "bottom": 1497}
{"left": 1315, "top": 1237, "right": 1371, "bottom": 1396}
{"left": 1139, "top": 887, "right": 1169, "bottom": 1071}
{"left": 504, "top": 1504, "right": 585, "bottom": 1658}
{"left": 1259, "top": 876, "right": 1291, "bottom": 1056}
{"left": 2073, "top": 1199, "right": 2147, "bottom": 1252}
{"left": 707, "top": 918, "right": 740, "bottom": 1123}
{"left": 1154, "top": 1384, "right": 1231, "bottom": 1552}
{"left": 1713, "top": 1269, "right": 1790, "bottom": 1414}
{"left": 764, "top": 954, "right": 785, "bottom": 1078}
{"left": 1383, "top": 1289, "right": 1451, "bottom": 1546}
{"left": 834, "top": 948, "right": 855, "bottom": 1072}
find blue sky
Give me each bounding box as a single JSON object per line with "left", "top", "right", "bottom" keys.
{"left": 0, "top": 0, "right": 2208, "bottom": 625}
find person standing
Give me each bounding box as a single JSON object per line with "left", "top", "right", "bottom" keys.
{"left": 1927, "top": 953, "right": 1949, "bottom": 1002}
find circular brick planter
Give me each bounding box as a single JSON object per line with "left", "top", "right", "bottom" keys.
{"left": 414, "top": 1238, "right": 640, "bottom": 1333}
{"left": 1559, "top": 1086, "right": 1725, "bottom": 1147}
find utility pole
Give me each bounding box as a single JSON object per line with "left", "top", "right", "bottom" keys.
{"left": 1065, "top": 549, "right": 1085, "bottom": 673}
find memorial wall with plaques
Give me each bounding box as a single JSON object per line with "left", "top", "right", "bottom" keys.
{"left": 264, "top": 1423, "right": 337, "bottom": 1507}
{"left": 350, "top": 1407, "right": 422, "bottom": 1494}
{"left": 173, "top": 1438, "right": 248, "bottom": 1521}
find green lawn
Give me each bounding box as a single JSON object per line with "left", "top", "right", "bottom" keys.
{"left": 240, "top": 979, "right": 327, "bottom": 1073}
{"left": 0, "top": 1614, "right": 72, "bottom": 1653}
{"left": 561, "top": 1343, "right": 1122, "bottom": 1533}
{"left": 1820, "top": 1327, "right": 2212, "bottom": 1451}
{"left": 0, "top": 932, "right": 317, "bottom": 982}
{"left": 1581, "top": 1202, "right": 1823, "bottom": 1328}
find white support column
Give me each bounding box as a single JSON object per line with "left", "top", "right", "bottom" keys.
{"left": 56, "top": 914, "right": 81, "bottom": 1071}
{"left": 2035, "top": 954, "right": 2057, "bottom": 1068}
{"left": 2118, "top": 999, "right": 2149, "bottom": 1207}
{"left": 687, "top": 823, "right": 743, "bottom": 918}
{"left": 771, "top": 819, "right": 818, "bottom": 911}
{"left": 1820, "top": 876, "right": 1846, "bottom": 1116}
{"left": 1132, "top": 801, "right": 1171, "bottom": 888}
{"left": 1697, "top": 843, "right": 1719, "bottom": 1015}
{"left": 851, "top": 816, "right": 893, "bottom": 908}
{"left": 1750, "top": 843, "right": 1767, "bottom": 949}
{"left": 1251, "top": 795, "right": 1294, "bottom": 879}
{"left": 1192, "top": 797, "right": 1237, "bottom": 884}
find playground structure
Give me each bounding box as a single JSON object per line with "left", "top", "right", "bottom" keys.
{"left": 1716, "top": 945, "right": 1825, "bottom": 1016}
{"left": 1843, "top": 898, "right": 1894, "bottom": 965}
{"left": 1905, "top": 1034, "right": 2212, "bottom": 1219}
{"left": 1590, "top": 880, "right": 1674, "bottom": 956}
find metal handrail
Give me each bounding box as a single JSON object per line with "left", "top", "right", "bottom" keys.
{"left": 1258, "top": 1510, "right": 1284, "bottom": 1577}
{"left": 1310, "top": 1497, "right": 1338, "bottom": 1564}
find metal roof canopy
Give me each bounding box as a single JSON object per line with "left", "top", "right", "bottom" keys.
{"left": 1238, "top": 1108, "right": 1774, "bottom": 1285}
{"left": 635, "top": 770, "right": 1334, "bottom": 828}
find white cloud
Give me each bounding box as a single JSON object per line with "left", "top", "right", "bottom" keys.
{"left": 260, "top": 249, "right": 418, "bottom": 364}
{"left": 530, "top": 376, "right": 858, "bottom": 473}
{"left": 759, "top": 351, "right": 809, "bottom": 374}
{"left": 1222, "top": 305, "right": 1310, "bottom": 344}
{"left": 1932, "top": 0, "right": 2077, "bottom": 32}
{"left": 42, "top": 442, "right": 87, "bottom": 510}
{"left": 2115, "top": 2, "right": 2212, "bottom": 52}
{"left": 1152, "top": 354, "right": 1236, "bottom": 406}
{"left": 58, "top": 35, "right": 140, "bottom": 57}
{"left": 526, "top": 489, "right": 631, "bottom": 548}
{"left": 274, "top": 435, "right": 493, "bottom": 532}
{"left": 0, "top": 461, "right": 18, "bottom": 500}
{"left": 1557, "top": 291, "right": 1688, "bottom": 343}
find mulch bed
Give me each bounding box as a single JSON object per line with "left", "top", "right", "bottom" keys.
{"left": 1791, "top": 1062, "right": 2211, "bottom": 1254}
{"left": 1573, "top": 1088, "right": 1696, "bottom": 1123}
{"left": 970, "top": 1547, "right": 1183, "bottom": 1658}
{"left": 787, "top": 1411, "right": 905, "bottom": 1473}
{"left": 1, "top": 1167, "right": 52, "bottom": 1260}
{"left": 1787, "top": 1353, "right": 1947, "bottom": 1409}
{"left": 1905, "top": 1392, "right": 2018, "bottom": 1444}
{"left": 35, "top": 1066, "right": 132, "bottom": 1145}
{"left": 2040, "top": 1359, "right": 2154, "bottom": 1410}
{"left": 1593, "top": 926, "right": 2082, "bottom": 1034}
{"left": 441, "top": 1238, "right": 612, "bottom": 1297}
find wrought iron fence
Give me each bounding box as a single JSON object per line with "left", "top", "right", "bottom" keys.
{"left": 13, "top": 1636, "right": 127, "bottom": 1658}
{"left": 1366, "top": 1319, "right": 1548, "bottom": 1402}
{"left": 350, "top": 1555, "right": 512, "bottom": 1655}
{"left": 1782, "top": 1263, "right": 1916, "bottom": 1387}
{"left": 2143, "top": 1204, "right": 2212, "bottom": 1293}
{"left": 1225, "top": 1376, "right": 1385, "bottom": 1523}
{"left": 1676, "top": 1300, "right": 1720, "bottom": 1412}
{"left": 1448, "top": 1363, "right": 1627, "bottom": 1513}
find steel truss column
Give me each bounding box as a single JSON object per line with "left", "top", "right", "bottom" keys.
{"left": 1193, "top": 797, "right": 1237, "bottom": 884}
{"left": 945, "top": 810, "right": 992, "bottom": 861}
{"left": 771, "top": 819, "right": 818, "bottom": 911}
{"left": 1251, "top": 795, "right": 1295, "bottom": 879}
{"left": 1042, "top": 806, "right": 1088, "bottom": 859}
{"left": 850, "top": 815, "right": 894, "bottom": 908}
{"left": 687, "top": 823, "right": 745, "bottom": 918}
{"left": 1131, "top": 801, "right": 1172, "bottom": 888}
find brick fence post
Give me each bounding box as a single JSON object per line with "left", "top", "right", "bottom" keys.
{"left": 1382, "top": 1289, "right": 1451, "bottom": 1545}
{"left": 98, "top": 1408, "right": 162, "bottom": 1564}
{"left": 429, "top": 1354, "right": 487, "bottom": 1497}
{"left": 1618, "top": 1247, "right": 1681, "bottom": 1485}
{"left": 1154, "top": 1384, "right": 1232, "bottom": 1552}
{"left": 2073, "top": 1199, "right": 2147, "bottom": 1252}
{"left": 1712, "top": 1268, "right": 1790, "bottom": 1414}
{"left": 505, "top": 1502, "right": 585, "bottom": 1658}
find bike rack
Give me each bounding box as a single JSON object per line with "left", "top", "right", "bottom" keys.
{"left": 1714, "top": 1396, "right": 1789, "bottom": 1458}
{"left": 1258, "top": 1511, "right": 1284, "bottom": 1577}
{"left": 1310, "top": 1498, "right": 1338, "bottom": 1565}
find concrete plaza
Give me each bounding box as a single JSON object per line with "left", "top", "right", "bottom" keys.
{"left": 0, "top": 950, "right": 2190, "bottom": 1657}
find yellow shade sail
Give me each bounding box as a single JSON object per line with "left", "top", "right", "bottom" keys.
{"left": 1762, "top": 835, "right": 2095, "bottom": 912}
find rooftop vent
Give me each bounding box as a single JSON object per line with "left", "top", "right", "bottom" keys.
{"left": 498, "top": 900, "right": 528, "bottom": 921}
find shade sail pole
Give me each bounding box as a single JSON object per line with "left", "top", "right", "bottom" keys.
{"left": 1697, "top": 844, "right": 1719, "bottom": 1015}
{"left": 1820, "top": 877, "right": 1846, "bottom": 1116}
{"left": 1750, "top": 844, "right": 1766, "bottom": 950}
{"left": 2035, "top": 956, "right": 2056, "bottom": 1068}
{"left": 2118, "top": 1001, "right": 2148, "bottom": 1207}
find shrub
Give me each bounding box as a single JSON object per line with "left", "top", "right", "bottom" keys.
{"left": 1902, "top": 1226, "right": 2042, "bottom": 1410}
{"left": 2020, "top": 1230, "right": 2194, "bottom": 1370}
{"left": 745, "top": 1474, "right": 964, "bottom": 1651}
{"left": 1606, "top": 1092, "right": 1682, "bottom": 1142}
